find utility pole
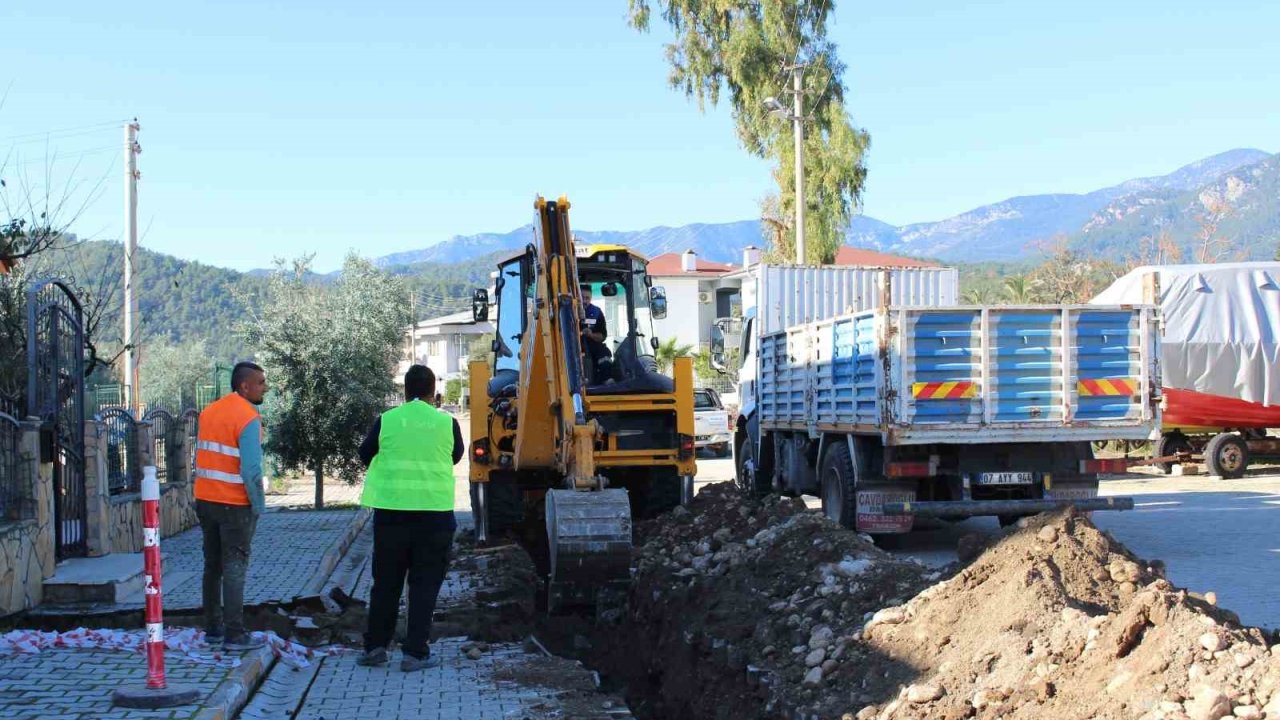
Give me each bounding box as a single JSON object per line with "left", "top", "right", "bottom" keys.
{"left": 791, "top": 67, "right": 806, "bottom": 265}
{"left": 123, "top": 120, "right": 141, "bottom": 414}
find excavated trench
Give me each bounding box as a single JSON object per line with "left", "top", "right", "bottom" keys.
{"left": 530, "top": 482, "right": 1280, "bottom": 720}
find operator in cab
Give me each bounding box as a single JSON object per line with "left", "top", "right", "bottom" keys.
{"left": 580, "top": 284, "right": 613, "bottom": 384}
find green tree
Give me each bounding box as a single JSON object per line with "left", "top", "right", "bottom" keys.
{"left": 629, "top": 0, "right": 869, "bottom": 263}
{"left": 1002, "top": 276, "right": 1033, "bottom": 304}
{"left": 239, "top": 254, "right": 409, "bottom": 508}
{"left": 655, "top": 337, "right": 694, "bottom": 374}
{"left": 139, "top": 337, "right": 214, "bottom": 410}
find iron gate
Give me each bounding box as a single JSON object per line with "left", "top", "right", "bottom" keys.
{"left": 27, "top": 279, "right": 87, "bottom": 560}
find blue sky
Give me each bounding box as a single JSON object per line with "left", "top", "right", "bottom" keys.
{"left": 1, "top": 0, "right": 1276, "bottom": 272}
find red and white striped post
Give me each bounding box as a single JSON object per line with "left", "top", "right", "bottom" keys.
{"left": 141, "top": 464, "right": 167, "bottom": 688}
{"left": 112, "top": 466, "right": 199, "bottom": 708}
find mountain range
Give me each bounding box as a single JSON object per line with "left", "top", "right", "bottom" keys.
{"left": 373, "top": 148, "right": 1276, "bottom": 266}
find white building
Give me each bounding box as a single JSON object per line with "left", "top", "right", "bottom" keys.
{"left": 647, "top": 249, "right": 743, "bottom": 351}
{"left": 395, "top": 309, "right": 493, "bottom": 387}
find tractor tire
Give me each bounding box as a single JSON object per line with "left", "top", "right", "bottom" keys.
{"left": 1205, "top": 432, "right": 1250, "bottom": 479}
{"left": 1156, "top": 433, "right": 1193, "bottom": 475}
{"left": 636, "top": 470, "right": 682, "bottom": 519}
{"left": 819, "top": 442, "right": 858, "bottom": 530}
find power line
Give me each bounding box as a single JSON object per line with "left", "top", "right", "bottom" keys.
{"left": 0, "top": 119, "right": 130, "bottom": 144}
{"left": 1, "top": 145, "right": 118, "bottom": 168}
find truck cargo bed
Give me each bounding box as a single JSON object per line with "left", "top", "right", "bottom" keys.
{"left": 760, "top": 304, "right": 1162, "bottom": 445}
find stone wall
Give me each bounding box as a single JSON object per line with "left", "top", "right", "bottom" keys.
{"left": 0, "top": 420, "right": 55, "bottom": 617}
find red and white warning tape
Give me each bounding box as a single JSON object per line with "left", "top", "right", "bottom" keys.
{"left": 0, "top": 627, "right": 348, "bottom": 669}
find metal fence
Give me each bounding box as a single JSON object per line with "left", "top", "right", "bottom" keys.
{"left": 182, "top": 409, "right": 199, "bottom": 484}
{"left": 0, "top": 412, "right": 27, "bottom": 522}
{"left": 143, "top": 408, "right": 177, "bottom": 484}
{"left": 694, "top": 374, "right": 739, "bottom": 396}
{"left": 98, "top": 408, "right": 141, "bottom": 495}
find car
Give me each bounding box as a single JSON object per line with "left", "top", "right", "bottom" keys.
{"left": 693, "top": 388, "right": 731, "bottom": 458}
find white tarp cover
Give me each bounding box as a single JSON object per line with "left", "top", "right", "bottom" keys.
{"left": 1092, "top": 262, "right": 1280, "bottom": 406}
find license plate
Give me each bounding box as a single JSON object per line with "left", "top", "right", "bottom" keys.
{"left": 978, "top": 472, "right": 1034, "bottom": 486}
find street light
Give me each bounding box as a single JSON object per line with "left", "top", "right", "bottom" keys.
{"left": 765, "top": 68, "right": 806, "bottom": 265}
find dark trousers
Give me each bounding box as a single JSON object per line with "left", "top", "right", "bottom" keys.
{"left": 196, "top": 500, "right": 258, "bottom": 638}
{"left": 364, "top": 511, "right": 454, "bottom": 658}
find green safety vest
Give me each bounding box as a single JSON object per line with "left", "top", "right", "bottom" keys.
{"left": 361, "top": 400, "right": 455, "bottom": 511}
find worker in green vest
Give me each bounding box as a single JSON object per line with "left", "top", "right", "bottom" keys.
{"left": 355, "top": 364, "right": 464, "bottom": 672}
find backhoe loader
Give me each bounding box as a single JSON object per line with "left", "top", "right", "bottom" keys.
{"left": 467, "top": 196, "right": 697, "bottom": 610}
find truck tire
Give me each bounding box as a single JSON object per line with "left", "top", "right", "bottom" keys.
{"left": 1205, "top": 432, "right": 1249, "bottom": 479}
{"left": 1156, "top": 433, "right": 1192, "bottom": 475}
{"left": 736, "top": 436, "right": 769, "bottom": 497}
{"left": 820, "top": 442, "right": 858, "bottom": 529}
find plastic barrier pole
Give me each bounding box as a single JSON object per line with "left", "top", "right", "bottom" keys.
{"left": 112, "top": 466, "right": 199, "bottom": 709}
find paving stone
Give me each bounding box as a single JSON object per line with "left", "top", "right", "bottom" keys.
{"left": 0, "top": 648, "right": 251, "bottom": 719}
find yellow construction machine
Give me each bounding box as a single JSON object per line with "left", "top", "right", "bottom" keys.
{"left": 467, "top": 196, "right": 697, "bottom": 610}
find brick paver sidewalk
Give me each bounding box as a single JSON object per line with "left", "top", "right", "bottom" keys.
{"left": 160, "top": 509, "right": 362, "bottom": 610}
{"left": 241, "top": 637, "right": 630, "bottom": 720}
{"left": 0, "top": 645, "right": 262, "bottom": 720}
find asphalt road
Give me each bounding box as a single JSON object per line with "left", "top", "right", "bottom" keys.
{"left": 692, "top": 454, "right": 1280, "bottom": 630}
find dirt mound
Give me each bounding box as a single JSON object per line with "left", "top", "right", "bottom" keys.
{"left": 861, "top": 512, "right": 1276, "bottom": 720}
{"left": 606, "top": 483, "right": 1280, "bottom": 720}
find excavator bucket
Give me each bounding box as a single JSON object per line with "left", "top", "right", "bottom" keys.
{"left": 545, "top": 488, "right": 632, "bottom": 611}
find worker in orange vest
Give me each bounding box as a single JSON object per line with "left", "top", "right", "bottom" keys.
{"left": 194, "top": 361, "right": 268, "bottom": 651}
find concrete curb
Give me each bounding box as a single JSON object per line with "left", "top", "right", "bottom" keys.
{"left": 192, "top": 646, "right": 276, "bottom": 720}
{"left": 299, "top": 507, "right": 371, "bottom": 598}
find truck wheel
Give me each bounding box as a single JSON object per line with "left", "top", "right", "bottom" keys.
{"left": 1205, "top": 432, "right": 1250, "bottom": 479}
{"left": 736, "top": 437, "right": 768, "bottom": 497}
{"left": 716, "top": 443, "right": 731, "bottom": 458}
{"left": 820, "top": 443, "right": 858, "bottom": 530}
{"left": 1156, "top": 433, "right": 1192, "bottom": 475}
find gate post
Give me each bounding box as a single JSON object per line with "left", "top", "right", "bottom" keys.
{"left": 22, "top": 419, "right": 55, "bottom": 582}
{"left": 83, "top": 421, "right": 112, "bottom": 557}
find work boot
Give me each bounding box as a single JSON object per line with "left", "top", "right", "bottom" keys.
{"left": 224, "top": 634, "right": 267, "bottom": 651}
{"left": 204, "top": 627, "right": 224, "bottom": 646}
{"left": 400, "top": 654, "right": 441, "bottom": 672}
{"left": 356, "top": 647, "right": 389, "bottom": 667}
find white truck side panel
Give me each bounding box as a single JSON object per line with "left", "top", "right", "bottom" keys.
{"left": 753, "top": 264, "right": 959, "bottom": 336}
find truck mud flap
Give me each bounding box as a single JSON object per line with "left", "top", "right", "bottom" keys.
{"left": 856, "top": 484, "right": 915, "bottom": 534}
{"left": 881, "top": 496, "right": 1134, "bottom": 518}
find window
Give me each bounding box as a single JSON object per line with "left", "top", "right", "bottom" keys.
{"left": 694, "top": 390, "right": 721, "bottom": 410}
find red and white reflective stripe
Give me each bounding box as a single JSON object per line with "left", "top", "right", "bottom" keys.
{"left": 1080, "top": 458, "right": 1130, "bottom": 474}
{"left": 140, "top": 466, "right": 168, "bottom": 690}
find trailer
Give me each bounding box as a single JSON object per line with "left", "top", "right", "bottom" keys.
{"left": 713, "top": 264, "right": 1157, "bottom": 532}
{"left": 1094, "top": 263, "right": 1280, "bottom": 478}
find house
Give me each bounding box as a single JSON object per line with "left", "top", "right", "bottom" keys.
{"left": 647, "top": 250, "right": 739, "bottom": 351}
{"left": 396, "top": 309, "right": 493, "bottom": 386}
{"left": 648, "top": 245, "right": 936, "bottom": 353}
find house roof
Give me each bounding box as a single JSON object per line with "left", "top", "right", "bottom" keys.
{"left": 834, "top": 246, "right": 936, "bottom": 268}
{"left": 647, "top": 252, "right": 736, "bottom": 277}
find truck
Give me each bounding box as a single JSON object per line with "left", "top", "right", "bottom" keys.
{"left": 693, "top": 387, "right": 732, "bottom": 457}
{"left": 711, "top": 263, "right": 1159, "bottom": 532}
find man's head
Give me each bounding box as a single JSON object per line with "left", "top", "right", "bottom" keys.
{"left": 405, "top": 364, "right": 436, "bottom": 402}
{"left": 580, "top": 284, "right": 593, "bottom": 306}
{"left": 232, "top": 362, "right": 267, "bottom": 406}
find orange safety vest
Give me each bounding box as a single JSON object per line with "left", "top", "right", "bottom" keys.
{"left": 194, "top": 393, "right": 259, "bottom": 506}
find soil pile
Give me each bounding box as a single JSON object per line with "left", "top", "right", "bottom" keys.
{"left": 610, "top": 482, "right": 1280, "bottom": 720}
{"left": 861, "top": 511, "right": 1276, "bottom": 720}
